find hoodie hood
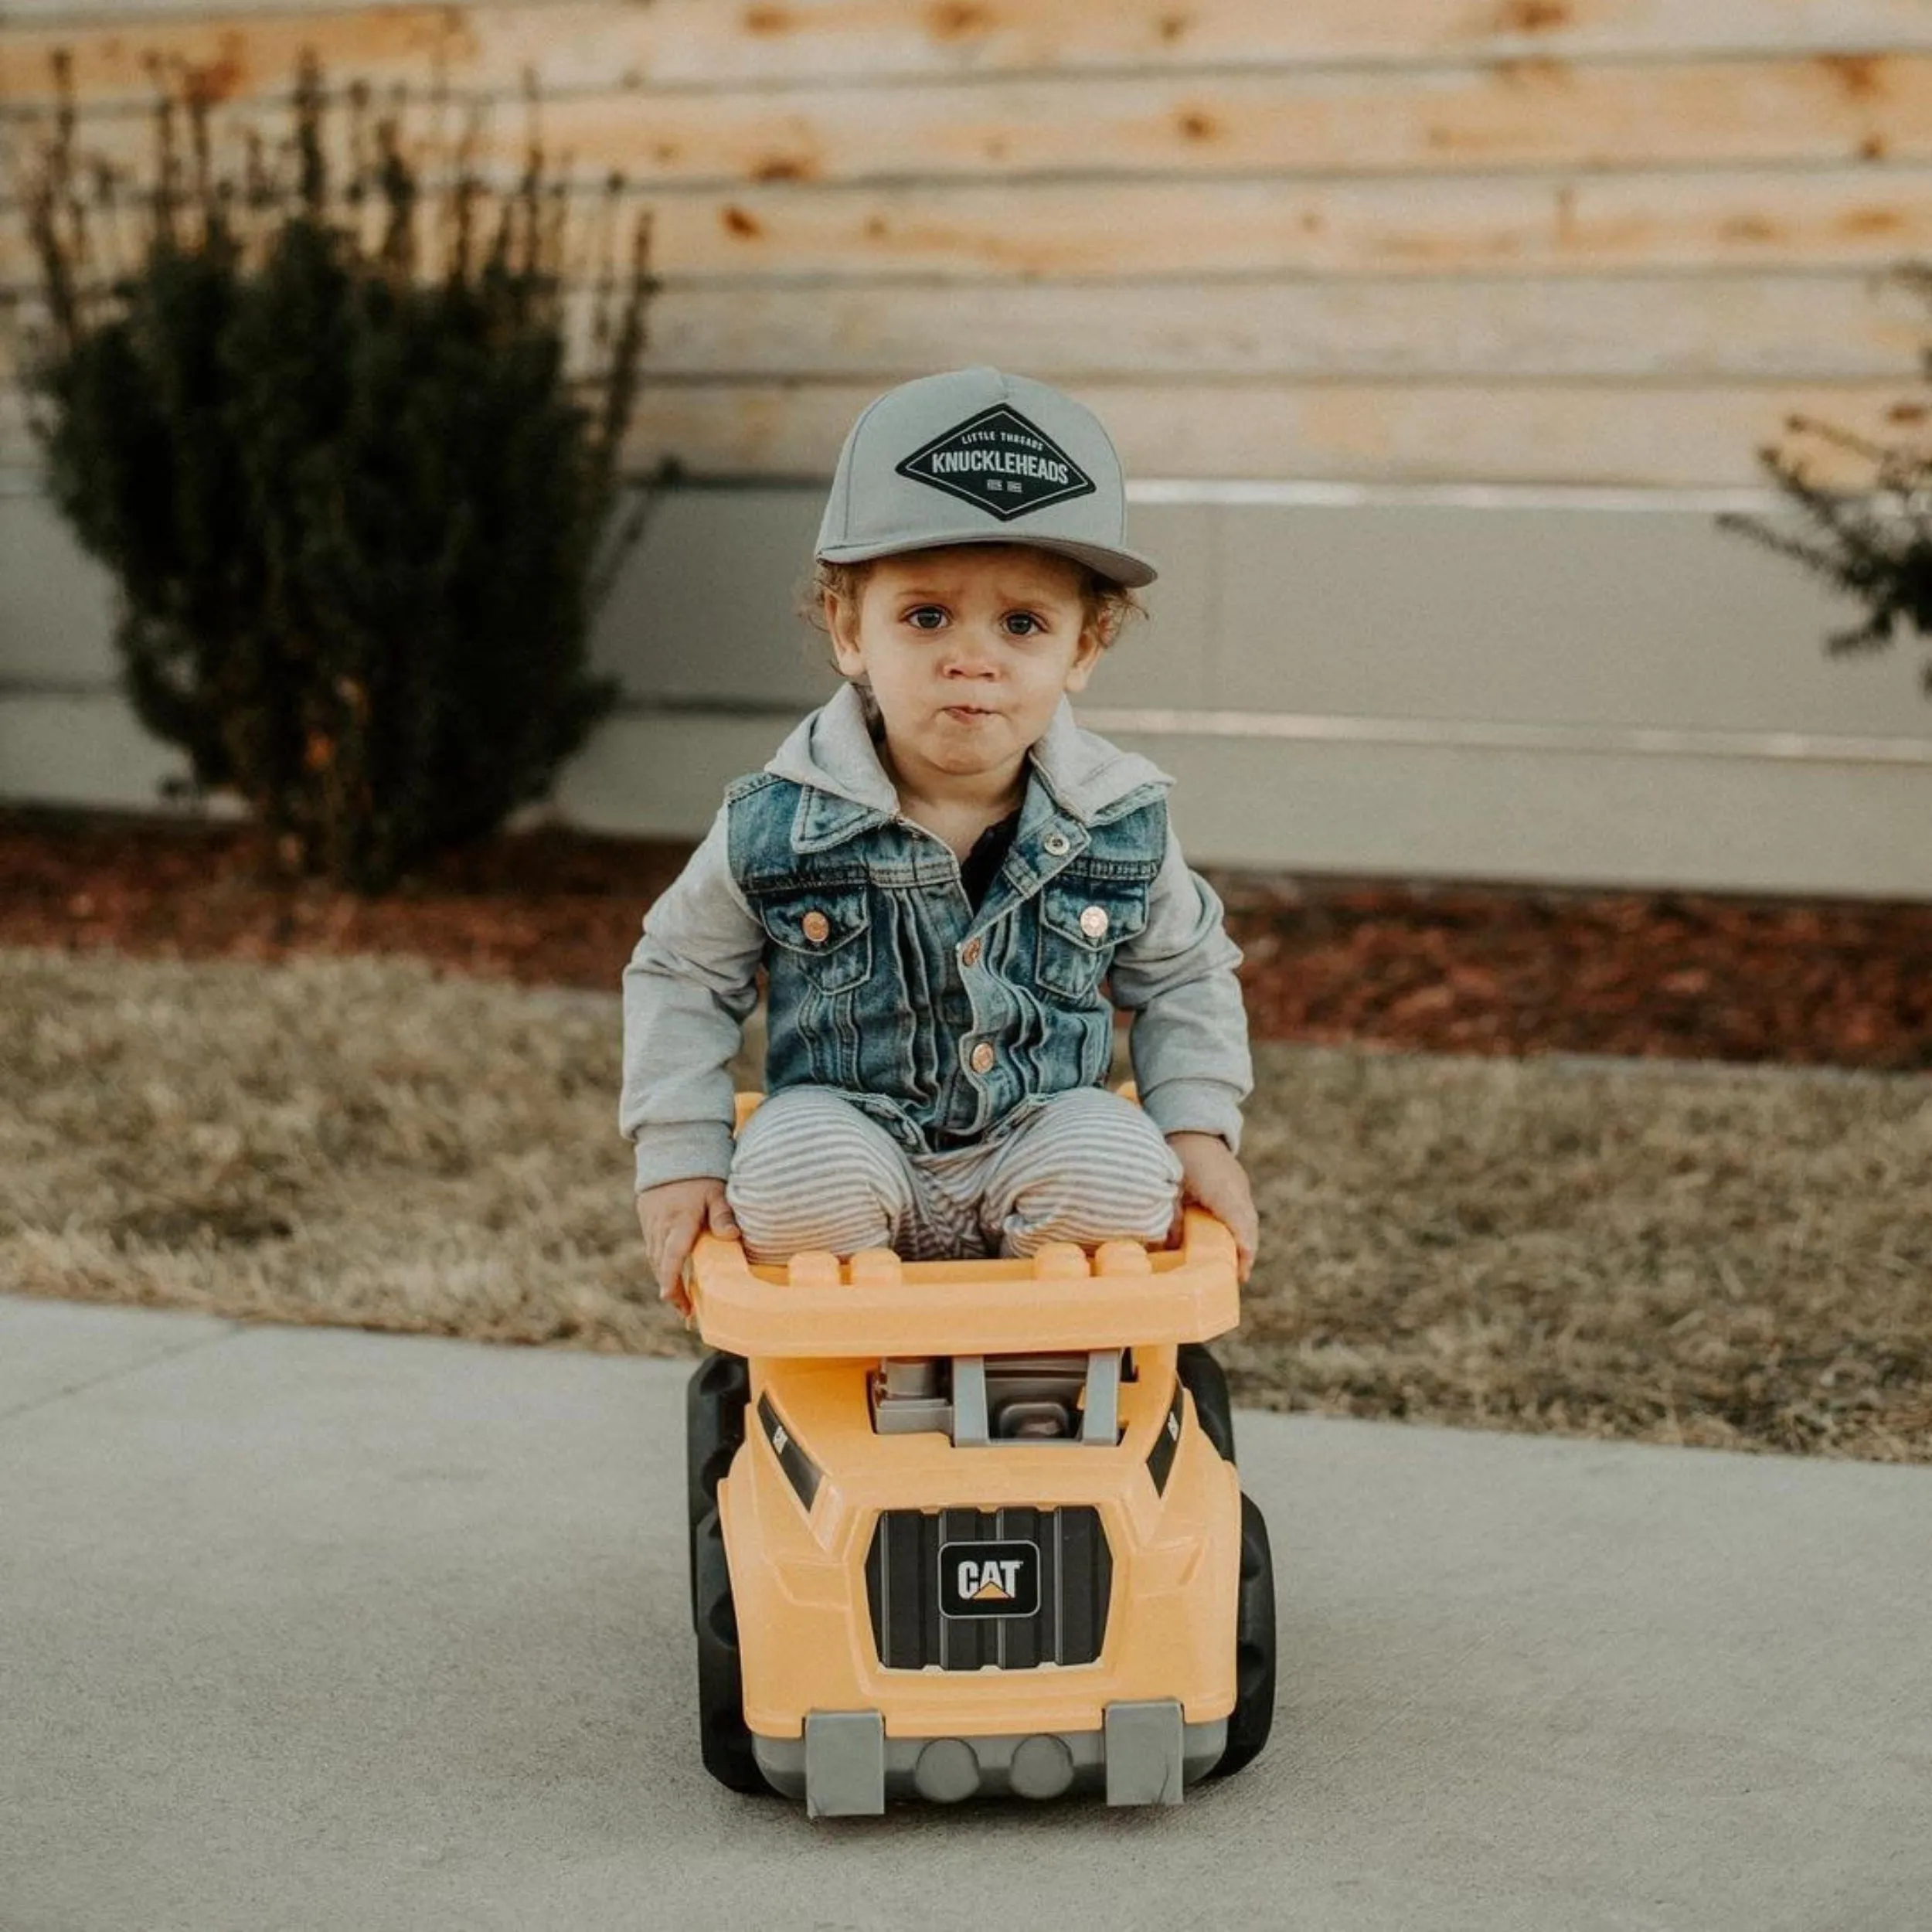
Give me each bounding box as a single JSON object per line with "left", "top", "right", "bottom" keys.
{"left": 764, "top": 681, "right": 1172, "bottom": 828}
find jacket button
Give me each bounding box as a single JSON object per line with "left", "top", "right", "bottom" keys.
{"left": 961, "top": 937, "right": 982, "bottom": 967}
{"left": 1043, "top": 831, "right": 1072, "bottom": 856}
{"left": 969, "top": 1041, "right": 996, "bottom": 1074}
{"left": 1079, "top": 905, "right": 1110, "bottom": 939}
{"left": 801, "top": 910, "right": 830, "bottom": 943}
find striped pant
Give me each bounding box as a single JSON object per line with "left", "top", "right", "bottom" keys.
{"left": 724, "top": 1086, "right": 1184, "bottom": 1267}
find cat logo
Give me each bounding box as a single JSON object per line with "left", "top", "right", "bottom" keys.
{"left": 757, "top": 1393, "right": 821, "bottom": 1511}
{"left": 938, "top": 1538, "right": 1041, "bottom": 1618}
{"left": 961, "top": 1559, "right": 1022, "bottom": 1601}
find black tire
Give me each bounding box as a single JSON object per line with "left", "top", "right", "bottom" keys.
{"left": 690, "top": 1505, "right": 774, "bottom": 1795}
{"left": 1178, "top": 1342, "right": 1236, "bottom": 1463}
{"left": 686, "top": 1352, "right": 750, "bottom": 1558}
{"left": 1209, "top": 1493, "right": 1277, "bottom": 1781}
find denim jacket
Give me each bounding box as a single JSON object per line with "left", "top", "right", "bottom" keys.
{"left": 619, "top": 682, "right": 1251, "bottom": 1192}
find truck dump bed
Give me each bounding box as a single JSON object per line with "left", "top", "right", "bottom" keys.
{"left": 687, "top": 1208, "right": 1240, "bottom": 1359}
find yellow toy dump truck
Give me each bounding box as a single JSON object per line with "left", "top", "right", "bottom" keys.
{"left": 683, "top": 1103, "right": 1276, "bottom": 1818}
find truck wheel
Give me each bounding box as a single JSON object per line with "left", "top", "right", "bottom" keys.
{"left": 1178, "top": 1343, "right": 1236, "bottom": 1463}
{"left": 1210, "top": 1493, "right": 1277, "bottom": 1780}
{"left": 686, "top": 1352, "right": 750, "bottom": 1557}
{"left": 690, "top": 1505, "right": 773, "bottom": 1795}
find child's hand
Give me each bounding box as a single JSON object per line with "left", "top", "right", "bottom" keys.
{"left": 635, "top": 1179, "right": 738, "bottom": 1318}
{"left": 1165, "top": 1132, "right": 1258, "bottom": 1284}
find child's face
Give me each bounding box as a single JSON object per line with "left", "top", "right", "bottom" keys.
{"left": 825, "top": 546, "right": 1103, "bottom": 803}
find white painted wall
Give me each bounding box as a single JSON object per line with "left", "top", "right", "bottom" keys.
{"left": 3, "top": 476, "right": 1927, "bottom": 896}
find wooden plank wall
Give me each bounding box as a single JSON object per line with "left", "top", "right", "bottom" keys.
{"left": 4, "top": 0, "right": 1932, "bottom": 486}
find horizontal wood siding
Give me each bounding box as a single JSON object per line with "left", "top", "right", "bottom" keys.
{"left": 5, "top": 172, "right": 1931, "bottom": 284}
{"left": 9, "top": 1, "right": 1932, "bottom": 72}
{"left": 9, "top": 274, "right": 1930, "bottom": 379}
{"left": 7, "top": 56, "right": 1932, "bottom": 178}
{"left": 6, "top": 2, "right": 1932, "bottom": 485}
{"left": 0, "top": 373, "right": 1924, "bottom": 488}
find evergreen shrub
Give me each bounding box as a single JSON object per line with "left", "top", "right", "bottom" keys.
{"left": 1717, "top": 264, "right": 1932, "bottom": 697}
{"left": 6, "top": 54, "right": 655, "bottom": 889}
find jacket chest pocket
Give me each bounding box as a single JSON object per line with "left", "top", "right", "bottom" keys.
{"left": 755, "top": 885, "right": 873, "bottom": 995}
{"left": 1034, "top": 877, "right": 1151, "bottom": 1003}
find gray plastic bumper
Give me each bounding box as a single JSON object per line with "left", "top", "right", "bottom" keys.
{"left": 754, "top": 1702, "right": 1226, "bottom": 1817}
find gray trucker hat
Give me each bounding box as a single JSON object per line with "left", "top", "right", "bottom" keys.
{"left": 815, "top": 366, "right": 1158, "bottom": 587}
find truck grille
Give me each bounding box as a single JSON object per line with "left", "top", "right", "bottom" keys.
{"left": 865, "top": 1506, "right": 1112, "bottom": 1671}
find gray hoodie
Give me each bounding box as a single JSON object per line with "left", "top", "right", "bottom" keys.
{"left": 619, "top": 682, "right": 1252, "bottom": 1192}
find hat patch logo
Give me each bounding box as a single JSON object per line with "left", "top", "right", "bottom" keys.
{"left": 896, "top": 404, "right": 1097, "bottom": 522}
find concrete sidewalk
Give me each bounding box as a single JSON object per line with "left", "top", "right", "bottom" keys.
{"left": 2, "top": 1294, "right": 1927, "bottom": 1932}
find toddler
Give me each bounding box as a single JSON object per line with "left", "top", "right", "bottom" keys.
{"left": 620, "top": 367, "right": 1256, "bottom": 1314}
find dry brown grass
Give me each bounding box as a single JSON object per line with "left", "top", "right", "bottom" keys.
{"left": 5, "top": 947, "right": 1929, "bottom": 1461}
{"left": 1233, "top": 1048, "right": 1932, "bottom": 1461}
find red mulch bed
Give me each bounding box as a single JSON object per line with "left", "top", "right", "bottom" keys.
{"left": 5, "top": 804, "right": 1930, "bottom": 1070}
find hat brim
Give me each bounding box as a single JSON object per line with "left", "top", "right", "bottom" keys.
{"left": 817, "top": 529, "right": 1158, "bottom": 590}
